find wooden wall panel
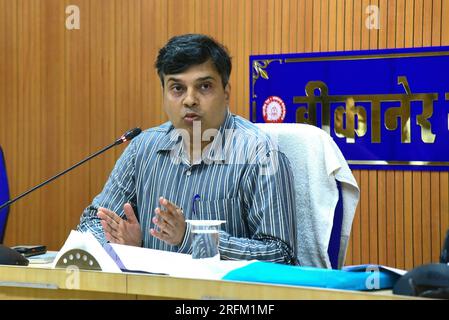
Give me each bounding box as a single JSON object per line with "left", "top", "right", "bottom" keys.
{"left": 16, "top": 0, "right": 41, "bottom": 245}
{"left": 385, "top": 171, "right": 395, "bottom": 266}
{"left": 89, "top": 0, "right": 117, "bottom": 197}
{"left": 422, "top": 171, "right": 431, "bottom": 263}
{"left": 65, "top": 0, "right": 91, "bottom": 243}
{"left": 0, "top": 0, "right": 448, "bottom": 270}
{"left": 378, "top": 171, "right": 387, "bottom": 265}
{"left": 395, "top": 170, "right": 405, "bottom": 269}
{"left": 0, "top": 0, "right": 19, "bottom": 245}
{"left": 40, "top": 0, "right": 66, "bottom": 247}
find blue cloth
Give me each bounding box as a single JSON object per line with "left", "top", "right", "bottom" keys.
{"left": 0, "top": 147, "right": 10, "bottom": 243}
{"left": 222, "top": 261, "right": 401, "bottom": 291}
{"left": 327, "top": 180, "right": 343, "bottom": 269}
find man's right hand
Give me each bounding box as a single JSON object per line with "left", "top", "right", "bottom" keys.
{"left": 97, "top": 203, "right": 142, "bottom": 247}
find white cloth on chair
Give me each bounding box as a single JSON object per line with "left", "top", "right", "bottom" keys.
{"left": 256, "top": 123, "right": 359, "bottom": 269}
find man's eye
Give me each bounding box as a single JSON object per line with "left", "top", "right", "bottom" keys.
{"left": 200, "top": 83, "right": 212, "bottom": 91}
{"left": 171, "top": 85, "right": 184, "bottom": 93}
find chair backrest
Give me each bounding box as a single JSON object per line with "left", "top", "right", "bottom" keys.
{"left": 0, "top": 146, "right": 10, "bottom": 244}
{"left": 256, "top": 123, "right": 360, "bottom": 269}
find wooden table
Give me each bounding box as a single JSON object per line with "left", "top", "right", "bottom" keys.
{"left": 0, "top": 264, "right": 416, "bottom": 300}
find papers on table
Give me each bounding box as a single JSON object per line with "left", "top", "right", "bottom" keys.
{"left": 51, "top": 230, "right": 121, "bottom": 273}
{"left": 109, "top": 243, "right": 252, "bottom": 280}
{"left": 53, "top": 230, "right": 252, "bottom": 280}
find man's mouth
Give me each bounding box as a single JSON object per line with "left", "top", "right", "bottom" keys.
{"left": 183, "top": 113, "right": 201, "bottom": 123}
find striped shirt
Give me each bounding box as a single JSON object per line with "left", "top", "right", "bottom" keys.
{"left": 77, "top": 112, "right": 297, "bottom": 264}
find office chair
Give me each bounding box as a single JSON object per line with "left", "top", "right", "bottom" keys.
{"left": 0, "top": 146, "right": 10, "bottom": 244}
{"left": 256, "top": 123, "right": 360, "bottom": 269}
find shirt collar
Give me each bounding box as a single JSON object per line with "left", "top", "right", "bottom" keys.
{"left": 156, "top": 123, "right": 182, "bottom": 152}
{"left": 156, "top": 111, "right": 235, "bottom": 162}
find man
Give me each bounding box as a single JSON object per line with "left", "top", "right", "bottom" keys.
{"left": 77, "top": 34, "right": 297, "bottom": 264}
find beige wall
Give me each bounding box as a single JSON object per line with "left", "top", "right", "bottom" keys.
{"left": 1, "top": 0, "right": 448, "bottom": 268}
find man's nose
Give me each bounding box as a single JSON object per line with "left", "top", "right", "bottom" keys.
{"left": 183, "top": 88, "right": 198, "bottom": 107}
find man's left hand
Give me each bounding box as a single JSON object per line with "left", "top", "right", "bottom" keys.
{"left": 150, "top": 197, "right": 186, "bottom": 246}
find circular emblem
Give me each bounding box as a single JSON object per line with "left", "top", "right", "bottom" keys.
{"left": 262, "top": 96, "right": 286, "bottom": 123}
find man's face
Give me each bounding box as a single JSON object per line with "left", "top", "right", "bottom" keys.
{"left": 162, "top": 60, "right": 230, "bottom": 137}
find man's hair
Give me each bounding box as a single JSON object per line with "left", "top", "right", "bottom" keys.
{"left": 155, "top": 34, "right": 232, "bottom": 88}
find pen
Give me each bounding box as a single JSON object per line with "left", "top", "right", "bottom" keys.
{"left": 192, "top": 194, "right": 201, "bottom": 218}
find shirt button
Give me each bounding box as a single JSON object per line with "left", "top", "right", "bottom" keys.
{"left": 186, "top": 170, "right": 191, "bottom": 176}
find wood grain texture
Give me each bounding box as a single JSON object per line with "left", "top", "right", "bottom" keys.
{"left": 0, "top": 265, "right": 416, "bottom": 300}
{"left": 0, "top": 0, "right": 447, "bottom": 269}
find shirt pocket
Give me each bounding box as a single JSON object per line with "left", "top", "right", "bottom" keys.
{"left": 194, "top": 197, "right": 242, "bottom": 222}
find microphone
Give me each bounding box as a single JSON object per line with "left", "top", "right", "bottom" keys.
{"left": 0, "top": 127, "right": 142, "bottom": 266}
{"left": 114, "top": 127, "right": 143, "bottom": 145}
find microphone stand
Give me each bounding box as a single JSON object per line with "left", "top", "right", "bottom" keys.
{"left": 0, "top": 140, "right": 119, "bottom": 212}
{"left": 0, "top": 128, "right": 141, "bottom": 266}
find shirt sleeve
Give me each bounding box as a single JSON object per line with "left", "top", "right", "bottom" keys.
{"left": 217, "top": 149, "right": 297, "bottom": 265}
{"left": 76, "top": 140, "right": 138, "bottom": 245}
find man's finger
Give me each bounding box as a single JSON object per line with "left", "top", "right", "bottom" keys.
{"left": 159, "top": 197, "right": 182, "bottom": 215}
{"left": 150, "top": 228, "right": 169, "bottom": 242}
{"left": 152, "top": 214, "right": 174, "bottom": 234}
{"left": 98, "top": 207, "right": 121, "bottom": 224}
{"left": 100, "top": 219, "right": 108, "bottom": 232}
{"left": 105, "top": 231, "right": 119, "bottom": 244}
{"left": 100, "top": 217, "right": 116, "bottom": 234}
{"left": 123, "top": 203, "right": 138, "bottom": 223}
{"left": 109, "top": 232, "right": 121, "bottom": 243}
{"left": 154, "top": 207, "right": 176, "bottom": 228}
{"left": 98, "top": 211, "right": 119, "bottom": 232}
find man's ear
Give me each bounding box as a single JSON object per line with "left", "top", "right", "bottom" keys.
{"left": 224, "top": 83, "right": 231, "bottom": 104}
